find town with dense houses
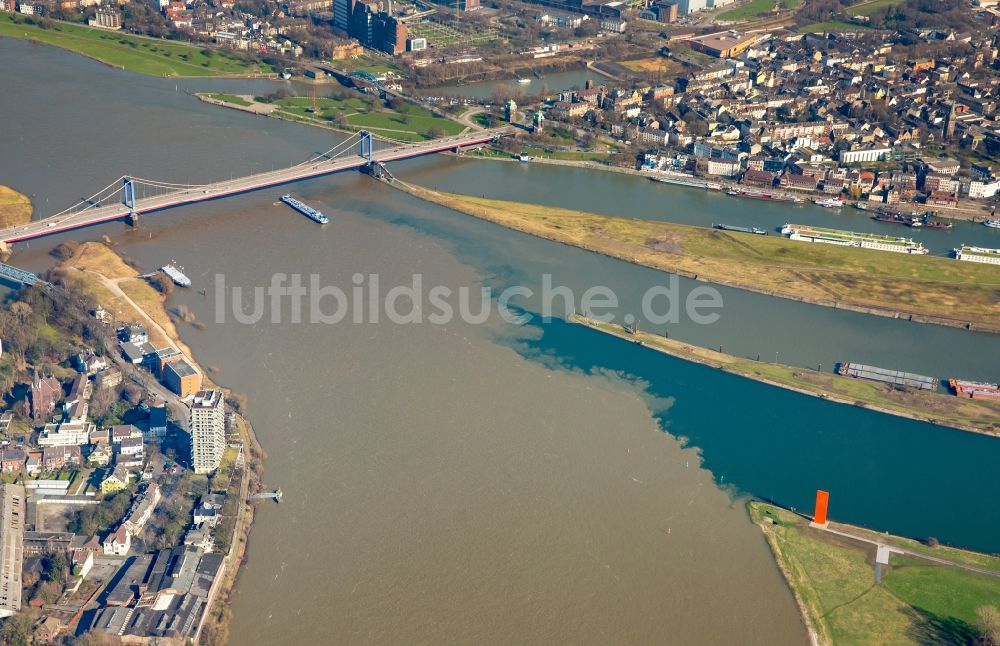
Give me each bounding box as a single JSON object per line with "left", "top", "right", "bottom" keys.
{"left": 8, "top": 0, "right": 997, "bottom": 222}
{"left": 0, "top": 281, "right": 251, "bottom": 644}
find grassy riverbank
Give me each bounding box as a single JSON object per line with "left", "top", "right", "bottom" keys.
{"left": 0, "top": 185, "right": 32, "bottom": 229}
{"left": 571, "top": 314, "right": 1000, "bottom": 435}
{"left": 396, "top": 184, "right": 1000, "bottom": 332}
{"left": 0, "top": 14, "right": 273, "bottom": 77}
{"left": 750, "top": 502, "right": 1000, "bottom": 646}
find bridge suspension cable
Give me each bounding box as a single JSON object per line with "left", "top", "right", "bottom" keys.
{"left": 47, "top": 176, "right": 127, "bottom": 218}
{"left": 127, "top": 176, "right": 211, "bottom": 190}
{"left": 302, "top": 132, "right": 363, "bottom": 165}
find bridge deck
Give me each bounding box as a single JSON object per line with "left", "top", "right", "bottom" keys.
{"left": 2, "top": 131, "right": 500, "bottom": 245}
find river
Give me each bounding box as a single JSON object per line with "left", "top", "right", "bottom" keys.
{"left": 4, "top": 37, "right": 1000, "bottom": 644}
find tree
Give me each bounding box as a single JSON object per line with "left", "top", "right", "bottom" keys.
{"left": 123, "top": 383, "right": 144, "bottom": 406}
{"left": 90, "top": 386, "right": 118, "bottom": 426}
{"left": 0, "top": 611, "right": 35, "bottom": 646}
{"left": 148, "top": 272, "right": 174, "bottom": 295}
{"left": 70, "top": 631, "right": 122, "bottom": 646}
{"left": 43, "top": 551, "right": 69, "bottom": 582}
{"left": 977, "top": 606, "right": 1000, "bottom": 646}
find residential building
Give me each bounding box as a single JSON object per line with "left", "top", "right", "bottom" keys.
{"left": 96, "top": 367, "right": 122, "bottom": 390}
{"left": 39, "top": 422, "right": 94, "bottom": 447}
{"left": 0, "top": 484, "right": 25, "bottom": 618}
{"left": 117, "top": 437, "right": 144, "bottom": 468}
{"left": 103, "top": 526, "right": 131, "bottom": 556}
{"left": 88, "top": 6, "right": 122, "bottom": 28}
{"left": 839, "top": 146, "right": 892, "bottom": 164}
{"left": 101, "top": 465, "right": 131, "bottom": 495}
{"left": 118, "top": 323, "right": 149, "bottom": 345}
{"left": 123, "top": 484, "right": 160, "bottom": 536}
{"left": 190, "top": 390, "right": 226, "bottom": 475}
{"left": 88, "top": 444, "right": 113, "bottom": 467}
{"left": 75, "top": 351, "right": 109, "bottom": 374}
{"left": 0, "top": 449, "right": 25, "bottom": 474}
{"left": 25, "top": 452, "right": 41, "bottom": 477}
{"left": 147, "top": 405, "right": 168, "bottom": 441}
{"left": 43, "top": 446, "right": 82, "bottom": 471}
{"left": 111, "top": 425, "right": 142, "bottom": 444}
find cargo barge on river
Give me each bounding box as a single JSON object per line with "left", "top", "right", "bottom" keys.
{"left": 713, "top": 223, "right": 768, "bottom": 235}
{"left": 838, "top": 362, "right": 936, "bottom": 391}
{"left": 726, "top": 187, "right": 803, "bottom": 203}
{"left": 650, "top": 173, "right": 722, "bottom": 191}
{"left": 949, "top": 379, "right": 1000, "bottom": 400}
{"left": 281, "top": 194, "right": 329, "bottom": 224}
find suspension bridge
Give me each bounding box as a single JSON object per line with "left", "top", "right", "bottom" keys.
{"left": 0, "top": 128, "right": 506, "bottom": 247}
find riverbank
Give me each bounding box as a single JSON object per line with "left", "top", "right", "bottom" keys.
{"left": 393, "top": 182, "right": 1000, "bottom": 333}
{"left": 0, "top": 14, "right": 274, "bottom": 77}
{"left": 467, "top": 151, "right": 998, "bottom": 223}
{"left": 0, "top": 184, "right": 32, "bottom": 229}
{"left": 569, "top": 314, "right": 1000, "bottom": 436}
{"left": 54, "top": 241, "right": 263, "bottom": 644}
{"left": 749, "top": 501, "right": 1000, "bottom": 646}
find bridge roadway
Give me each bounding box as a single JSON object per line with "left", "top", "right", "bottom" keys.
{"left": 1, "top": 131, "right": 501, "bottom": 245}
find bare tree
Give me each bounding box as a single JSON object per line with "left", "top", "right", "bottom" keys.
{"left": 977, "top": 606, "right": 1000, "bottom": 646}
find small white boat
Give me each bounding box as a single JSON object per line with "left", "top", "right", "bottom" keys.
{"left": 161, "top": 263, "right": 191, "bottom": 288}
{"left": 518, "top": 78, "right": 531, "bottom": 84}
{"left": 984, "top": 219, "right": 1000, "bottom": 229}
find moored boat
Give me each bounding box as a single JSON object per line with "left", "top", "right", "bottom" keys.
{"left": 714, "top": 223, "right": 768, "bottom": 235}
{"left": 984, "top": 219, "right": 1000, "bottom": 229}
{"left": 727, "top": 188, "right": 803, "bottom": 203}
{"left": 813, "top": 197, "right": 844, "bottom": 208}
{"left": 160, "top": 263, "right": 191, "bottom": 288}
{"left": 781, "top": 223, "right": 929, "bottom": 254}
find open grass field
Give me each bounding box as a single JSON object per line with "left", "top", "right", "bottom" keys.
{"left": 0, "top": 185, "right": 32, "bottom": 229}
{"left": 574, "top": 315, "right": 1000, "bottom": 435}
{"left": 620, "top": 57, "right": 685, "bottom": 77}
{"left": 719, "top": 0, "right": 801, "bottom": 21}
{"left": 750, "top": 502, "right": 1000, "bottom": 646}
{"left": 60, "top": 242, "right": 178, "bottom": 349}
{"left": 399, "top": 187, "right": 1000, "bottom": 333}
{"left": 798, "top": 19, "right": 870, "bottom": 32}
{"left": 847, "top": 0, "right": 907, "bottom": 16}
{"left": 0, "top": 14, "right": 272, "bottom": 77}
{"left": 206, "top": 93, "right": 252, "bottom": 107}
{"left": 270, "top": 95, "right": 464, "bottom": 141}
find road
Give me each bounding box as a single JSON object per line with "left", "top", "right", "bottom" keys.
{"left": 1, "top": 130, "right": 505, "bottom": 245}
{"left": 819, "top": 524, "right": 1000, "bottom": 579}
